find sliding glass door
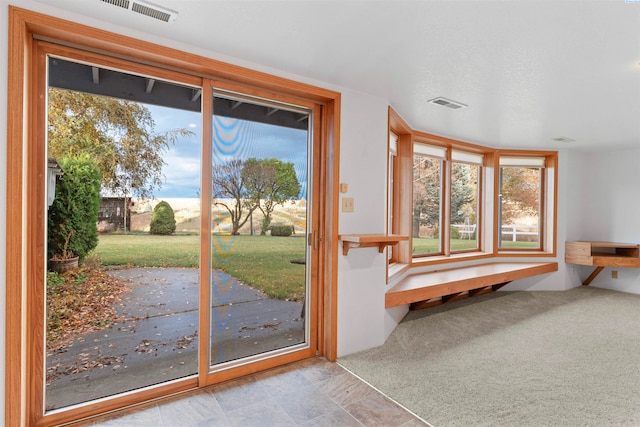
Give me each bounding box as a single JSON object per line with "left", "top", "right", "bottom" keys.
{"left": 207, "top": 91, "right": 313, "bottom": 369}
{"left": 39, "top": 43, "right": 318, "bottom": 418}
{"left": 45, "top": 54, "right": 204, "bottom": 410}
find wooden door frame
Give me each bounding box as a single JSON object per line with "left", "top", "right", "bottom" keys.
{"left": 6, "top": 6, "right": 340, "bottom": 426}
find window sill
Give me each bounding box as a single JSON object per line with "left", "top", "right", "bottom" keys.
{"left": 496, "top": 250, "right": 555, "bottom": 257}
{"left": 410, "top": 251, "right": 493, "bottom": 268}
{"left": 387, "top": 262, "right": 409, "bottom": 284}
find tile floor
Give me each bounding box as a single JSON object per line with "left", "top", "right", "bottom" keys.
{"left": 76, "top": 357, "right": 429, "bottom": 426}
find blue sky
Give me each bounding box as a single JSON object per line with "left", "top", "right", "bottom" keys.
{"left": 147, "top": 104, "right": 309, "bottom": 199}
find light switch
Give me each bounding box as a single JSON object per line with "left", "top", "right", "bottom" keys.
{"left": 340, "top": 183, "right": 349, "bottom": 193}
{"left": 342, "top": 197, "right": 355, "bottom": 212}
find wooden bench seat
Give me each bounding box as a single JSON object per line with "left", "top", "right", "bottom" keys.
{"left": 386, "top": 262, "right": 558, "bottom": 310}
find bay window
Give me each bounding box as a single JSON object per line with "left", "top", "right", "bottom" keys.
{"left": 387, "top": 107, "right": 557, "bottom": 274}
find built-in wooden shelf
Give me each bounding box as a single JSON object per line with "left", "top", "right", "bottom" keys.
{"left": 565, "top": 241, "right": 640, "bottom": 285}
{"left": 339, "top": 234, "right": 409, "bottom": 256}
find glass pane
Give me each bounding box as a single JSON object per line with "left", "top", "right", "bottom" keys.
{"left": 413, "top": 153, "right": 442, "bottom": 255}
{"left": 46, "top": 58, "right": 201, "bottom": 410}
{"left": 210, "top": 93, "right": 309, "bottom": 367}
{"left": 499, "top": 166, "right": 542, "bottom": 249}
{"left": 451, "top": 162, "right": 479, "bottom": 251}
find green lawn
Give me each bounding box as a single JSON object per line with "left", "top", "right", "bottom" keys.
{"left": 93, "top": 234, "right": 539, "bottom": 301}
{"left": 412, "top": 238, "right": 539, "bottom": 253}
{"left": 92, "top": 233, "right": 306, "bottom": 301}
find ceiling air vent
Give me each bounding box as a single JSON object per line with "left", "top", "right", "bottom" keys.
{"left": 100, "top": 0, "right": 130, "bottom": 9}
{"left": 99, "top": 0, "right": 178, "bottom": 23}
{"left": 428, "top": 97, "right": 467, "bottom": 110}
{"left": 553, "top": 137, "right": 575, "bottom": 143}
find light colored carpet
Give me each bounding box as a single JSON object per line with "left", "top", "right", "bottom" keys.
{"left": 339, "top": 286, "right": 640, "bottom": 427}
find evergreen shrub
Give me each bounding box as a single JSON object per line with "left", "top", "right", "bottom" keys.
{"left": 150, "top": 201, "right": 176, "bottom": 235}
{"left": 48, "top": 155, "right": 101, "bottom": 261}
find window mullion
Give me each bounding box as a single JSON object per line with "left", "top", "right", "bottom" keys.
{"left": 442, "top": 159, "right": 451, "bottom": 256}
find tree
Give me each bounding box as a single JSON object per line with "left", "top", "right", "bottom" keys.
{"left": 212, "top": 159, "right": 259, "bottom": 235}
{"left": 47, "top": 88, "right": 193, "bottom": 200}
{"left": 413, "top": 156, "right": 441, "bottom": 237}
{"left": 150, "top": 201, "right": 176, "bottom": 235}
{"left": 48, "top": 155, "right": 101, "bottom": 262}
{"left": 212, "top": 158, "right": 301, "bottom": 235}
{"left": 243, "top": 158, "right": 300, "bottom": 235}
{"left": 450, "top": 163, "right": 475, "bottom": 224}
{"left": 500, "top": 167, "right": 541, "bottom": 223}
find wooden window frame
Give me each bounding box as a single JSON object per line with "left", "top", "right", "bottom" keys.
{"left": 494, "top": 150, "right": 558, "bottom": 257}
{"left": 412, "top": 140, "right": 447, "bottom": 257}
{"left": 410, "top": 132, "right": 488, "bottom": 261}
{"left": 387, "top": 107, "right": 413, "bottom": 279}
{"left": 6, "top": 6, "right": 340, "bottom": 426}
{"left": 387, "top": 107, "right": 557, "bottom": 278}
{"left": 449, "top": 159, "right": 482, "bottom": 255}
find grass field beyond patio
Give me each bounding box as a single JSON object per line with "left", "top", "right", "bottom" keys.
{"left": 92, "top": 234, "right": 306, "bottom": 301}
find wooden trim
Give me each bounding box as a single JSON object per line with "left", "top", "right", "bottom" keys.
{"left": 551, "top": 153, "right": 558, "bottom": 257}
{"left": 211, "top": 79, "right": 320, "bottom": 111}
{"left": 388, "top": 107, "right": 413, "bottom": 266}
{"left": 58, "top": 378, "right": 197, "bottom": 426}
{"left": 324, "top": 97, "right": 341, "bottom": 362}
{"left": 309, "top": 103, "right": 323, "bottom": 360}
{"left": 396, "top": 133, "right": 413, "bottom": 265}
{"left": 540, "top": 161, "right": 547, "bottom": 250}
{"left": 39, "top": 378, "right": 198, "bottom": 427}
{"left": 390, "top": 109, "right": 414, "bottom": 263}
{"left": 203, "top": 347, "right": 317, "bottom": 387}
{"left": 7, "top": 5, "right": 341, "bottom": 425}
{"left": 386, "top": 108, "right": 399, "bottom": 270}
{"left": 27, "top": 41, "right": 48, "bottom": 427}
{"left": 495, "top": 148, "right": 558, "bottom": 158}
{"left": 38, "top": 41, "right": 202, "bottom": 88}
{"left": 411, "top": 252, "right": 494, "bottom": 268}
{"left": 388, "top": 108, "right": 410, "bottom": 269}
{"left": 442, "top": 158, "right": 451, "bottom": 256}
{"left": 492, "top": 152, "right": 500, "bottom": 254}
{"left": 198, "top": 82, "right": 212, "bottom": 387}
{"left": 478, "top": 152, "right": 492, "bottom": 252}
{"left": 388, "top": 106, "right": 412, "bottom": 134}
{"left": 16, "top": 7, "right": 338, "bottom": 103}
{"left": 6, "top": 7, "right": 30, "bottom": 427}
{"left": 413, "top": 130, "right": 493, "bottom": 155}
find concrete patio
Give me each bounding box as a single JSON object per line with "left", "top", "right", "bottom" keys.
{"left": 46, "top": 267, "right": 305, "bottom": 410}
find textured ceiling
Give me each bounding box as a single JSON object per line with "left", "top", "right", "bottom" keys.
{"left": 29, "top": 0, "right": 640, "bottom": 151}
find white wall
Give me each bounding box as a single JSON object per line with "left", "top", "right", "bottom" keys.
{"left": 563, "top": 149, "right": 588, "bottom": 287}
{"left": 576, "top": 148, "right": 640, "bottom": 293}
{"left": 336, "top": 91, "right": 389, "bottom": 356}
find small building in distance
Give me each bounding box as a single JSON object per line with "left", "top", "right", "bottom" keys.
{"left": 97, "top": 197, "right": 131, "bottom": 233}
